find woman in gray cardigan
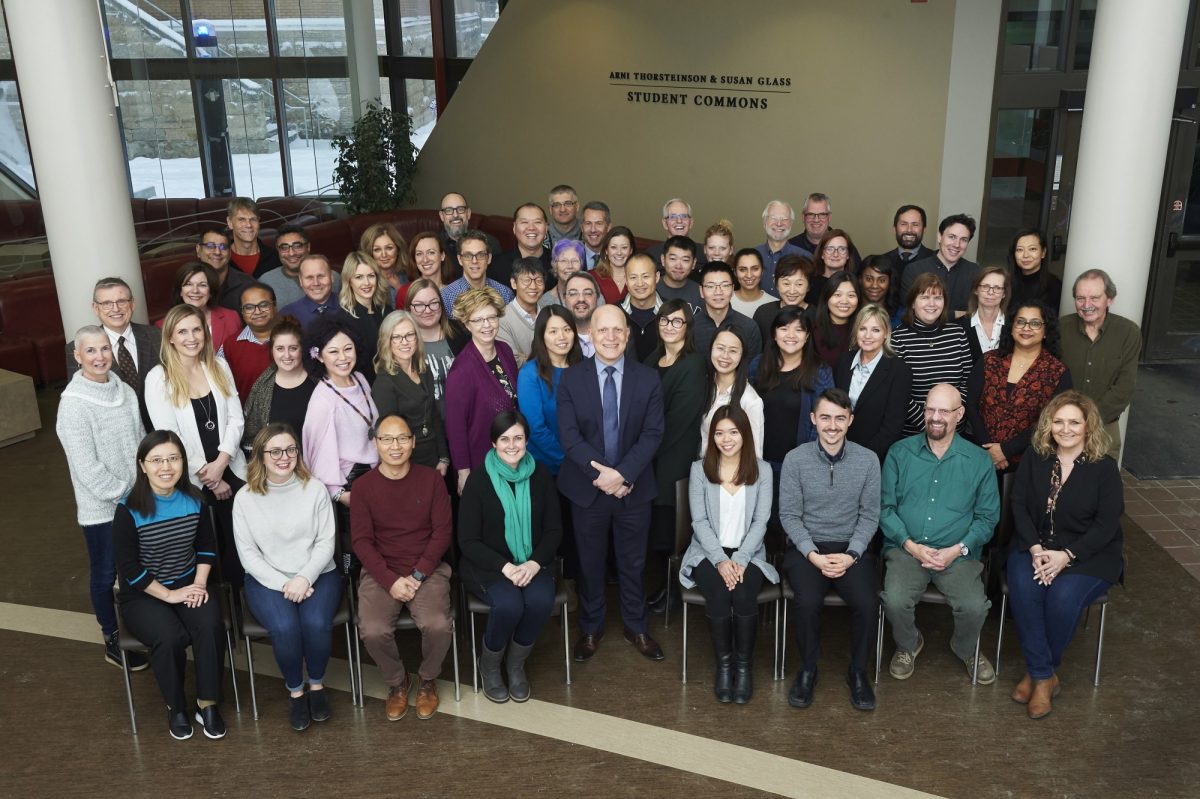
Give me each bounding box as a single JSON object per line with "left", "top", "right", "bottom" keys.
{"left": 679, "top": 405, "right": 778, "bottom": 704}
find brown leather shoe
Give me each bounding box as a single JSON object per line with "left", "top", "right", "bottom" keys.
{"left": 1028, "top": 674, "right": 1060, "bottom": 720}
{"left": 1012, "top": 673, "right": 1033, "bottom": 704}
{"left": 573, "top": 631, "right": 604, "bottom": 662}
{"left": 385, "top": 676, "right": 410, "bottom": 721}
{"left": 415, "top": 677, "right": 439, "bottom": 720}
{"left": 623, "top": 627, "right": 665, "bottom": 661}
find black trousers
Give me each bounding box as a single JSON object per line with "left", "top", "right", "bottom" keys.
{"left": 203, "top": 470, "right": 245, "bottom": 588}
{"left": 691, "top": 555, "right": 765, "bottom": 617}
{"left": 571, "top": 496, "right": 651, "bottom": 636}
{"left": 782, "top": 542, "right": 878, "bottom": 673}
{"left": 120, "top": 592, "right": 226, "bottom": 711}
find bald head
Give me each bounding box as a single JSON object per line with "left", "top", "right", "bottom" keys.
{"left": 592, "top": 304, "right": 630, "bottom": 365}
{"left": 923, "top": 383, "right": 963, "bottom": 443}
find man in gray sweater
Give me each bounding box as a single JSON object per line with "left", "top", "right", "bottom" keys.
{"left": 779, "top": 388, "right": 881, "bottom": 711}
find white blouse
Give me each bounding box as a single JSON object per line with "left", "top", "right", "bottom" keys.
{"left": 718, "top": 485, "right": 748, "bottom": 549}
{"left": 699, "top": 383, "right": 765, "bottom": 458}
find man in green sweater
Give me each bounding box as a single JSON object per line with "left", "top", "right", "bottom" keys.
{"left": 880, "top": 383, "right": 999, "bottom": 684}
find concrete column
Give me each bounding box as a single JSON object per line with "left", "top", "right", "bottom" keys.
{"left": 1062, "top": 0, "right": 1190, "bottom": 322}
{"left": 5, "top": 0, "right": 147, "bottom": 334}
{"left": 345, "top": 0, "right": 382, "bottom": 118}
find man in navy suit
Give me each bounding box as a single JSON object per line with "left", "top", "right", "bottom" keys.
{"left": 558, "top": 304, "right": 666, "bottom": 662}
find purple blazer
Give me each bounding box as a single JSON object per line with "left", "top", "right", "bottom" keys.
{"left": 445, "top": 339, "right": 518, "bottom": 471}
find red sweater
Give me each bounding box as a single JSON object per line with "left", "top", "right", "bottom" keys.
{"left": 221, "top": 333, "right": 271, "bottom": 403}
{"left": 350, "top": 464, "right": 452, "bottom": 589}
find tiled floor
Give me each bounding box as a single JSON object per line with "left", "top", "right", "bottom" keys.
{"left": 1122, "top": 470, "right": 1200, "bottom": 580}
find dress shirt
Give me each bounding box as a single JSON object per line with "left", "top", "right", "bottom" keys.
{"left": 968, "top": 310, "right": 1005, "bottom": 355}
{"left": 593, "top": 355, "right": 625, "bottom": 409}
{"left": 754, "top": 241, "right": 808, "bottom": 295}
{"left": 280, "top": 293, "right": 336, "bottom": 328}
{"left": 104, "top": 325, "right": 139, "bottom": 369}
{"left": 1059, "top": 312, "right": 1141, "bottom": 424}
{"left": 848, "top": 349, "right": 881, "bottom": 409}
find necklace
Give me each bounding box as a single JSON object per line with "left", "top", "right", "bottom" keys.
{"left": 197, "top": 393, "right": 217, "bottom": 431}
{"left": 322, "top": 374, "right": 378, "bottom": 437}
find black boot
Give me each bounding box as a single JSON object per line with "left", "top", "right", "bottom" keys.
{"left": 706, "top": 615, "right": 734, "bottom": 703}
{"left": 650, "top": 581, "right": 681, "bottom": 614}
{"left": 732, "top": 613, "right": 758, "bottom": 704}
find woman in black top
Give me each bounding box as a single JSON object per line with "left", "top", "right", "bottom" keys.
{"left": 243, "top": 316, "right": 316, "bottom": 449}
{"left": 458, "top": 411, "right": 562, "bottom": 704}
{"left": 1008, "top": 228, "right": 1062, "bottom": 313}
{"left": 372, "top": 310, "right": 450, "bottom": 472}
{"left": 339, "top": 251, "right": 393, "bottom": 384}
{"left": 811, "top": 270, "right": 860, "bottom": 370}
{"left": 753, "top": 254, "right": 814, "bottom": 345}
{"left": 1007, "top": 391, "right": 1124, "bottom": 719}
{"left": 834, "top": 303, "right": 912, "bottom": 464}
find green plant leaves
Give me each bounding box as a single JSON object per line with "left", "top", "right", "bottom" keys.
{"left": 331, "top": 101, "right": 419, "bottom": 214}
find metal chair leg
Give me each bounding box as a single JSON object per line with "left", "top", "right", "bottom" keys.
{"left": 680, "top": 602, "right": 688, "bottom": 683}
{"left": 663, "top": 561, "right": 673, "bottom": 629}
{"left": 772, "top": 597, "right": 780, "bottom": 681}
{"left": 245, "top": 637, "right": 259, "bottom": 720}
{"left": 1094, "top": 603, "right": 1107, "bottom": 686}
{"left": 994, "top": 594, "right": 1007, "bottom": 678}
{"left": 874, "top": 605, "right": 884, "bottom": 685}
{"left": 342, "top": 621, "right": 358, "bottom": 706}
{"left": 120, "top": 649, "right": 138, "bottom": 735}
{"left": 470, "top": 611, "right": 480, "bottom": 694}
{"left": 226, "top": 629, "right": 241, "bottom": 712}
{"left": 780, "top": 600, "right": 788, "bottom": 678}
{"left": 450, "top": 617, "right": 461, "bottom": 702}
{"left": 971, "top": 633, "right": 981, "bottom": 686}
{"left": 353, "top": 623, "right": 365, "bottom": 708}
{"left": 561, "top": 601, "right": 571, "bottom": 685}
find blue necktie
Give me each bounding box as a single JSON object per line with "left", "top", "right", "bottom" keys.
{"left": 602, "top": 365, "right": 619, "bottom": 465}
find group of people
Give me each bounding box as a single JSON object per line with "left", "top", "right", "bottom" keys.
{"left": 56, "top": 192, "right": 1133, "bottom": 739}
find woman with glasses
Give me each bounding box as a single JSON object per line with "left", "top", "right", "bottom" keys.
{"left": 113, "top": 430, "right": 228, "bottom": 740}
{"left": 339, "top": 251, "right": 393, "bottom": 385}
{"left": 967, "top": 300, "right": 1071, "bottom": 473}
{"left": 359, "top": 222, "right": 411, "bottom": 303}
{"left": 955, "top": 265, "right": 1011, "bottom": 364}
{"left": 243, "top": 317, "right": 316, "bottom": 450}
{"left": 157, "top": 262, "right": 241, "bottom": 351}
{"left": 546, "top": 240, "right": 587, "bottom": 306}
{"left": 446, "top": 287, "right": 519, "bottom": 495}
{"left": 145, "top": 304, "right": 248, "bottom": 585}
{"left": 404, "top": 277, "right": 469, "bottom": 417}
{"left": 371, "top": 310, "right": 449, "bottom": 472}
{"left": 593, "top": 226, "right": 635, "bottom": 305}
{"left": 807, "top": 229, "right": 858, "bottom": 304}
{"left": 233, "top": 423, "right": 340, "bottom": 732}
{"left": 811, "top": 270, "right": 861, "bottom": 369}
{"left": 645, "top": 300, "right": 707, "bottom": 613}
{"left": 397, "top": 232, "right": 455, "bottom": 308}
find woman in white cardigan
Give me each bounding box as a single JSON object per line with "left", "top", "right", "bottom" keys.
{"left": 679, "top": 405, "right": 777, "bottom": 705}
{"left": 146, "top": 304, "right": 248, "bottom": 585}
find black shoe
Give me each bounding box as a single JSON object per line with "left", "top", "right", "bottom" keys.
{"left": 649, "top": 585, "right": 682, "bottom": 615}
{"left": 308, "top": 688, "right": 330, "bottom": 722}
{"left": 289, "top": 694, "right": 311, "bottom": 731}
{"left": 167, "top": 707, "right": 193, "bottom": 740}
{"left": 194, "top": 705, "right": 227, "bottom": 739}
{"left": 788, "top": 669, "right": 817, "bottom": 709}
{"left": 847, "top": 669, "right": 876, "bottom": 711}
{"left": 104, "top": 631, "right": 148, "bottom": 671}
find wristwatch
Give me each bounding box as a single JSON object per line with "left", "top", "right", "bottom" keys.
{"left": 411, "top": 569, "right": 426, "bottom": 583}
{"left": 959, "top": 543, "right": 970, "bottom": 558}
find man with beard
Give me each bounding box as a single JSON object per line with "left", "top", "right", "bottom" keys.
{"left": 259, "top": 224, "right": 340, "bottom": 309}
{"left": 879, "top": 205, "right": 935, "bottom": 276}
{"left": 754, "top": 200, "right": 808, "bottom": 296}
{"left": 437, "top": 192, "right": 499, "bottom": 267}
{"left": 195, "top": 224, "right": 253, "bottom": 313}
{"left": 441, "top": 231, "right": 514, "bottom": 318}
{"left": 879, "top": 383, "right": 998, "bottom": 685}
{"left": 564, "top": 272, "right": 601, "bottom": 357}
{"left": 899, "top": 214, "right": 980, "bottom": 318}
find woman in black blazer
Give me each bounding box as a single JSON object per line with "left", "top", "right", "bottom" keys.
{"left": 834, "top": 304, "right": 911, "bottom": 464}
{"left": 1007, "top": 391, "right": 1124, "bottom": 720}
{"left": 457, "top": 410, "right": 562, "bottom": 705}
{"left": 954, "top": 265, "right": 1011, "bottom": 366}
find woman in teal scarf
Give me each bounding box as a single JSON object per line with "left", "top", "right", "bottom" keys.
{"left": 458, "top": 410, "right": 563, "bottom": 703}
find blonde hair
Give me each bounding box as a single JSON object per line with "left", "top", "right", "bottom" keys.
{"left": 704, "top": 218, "right": 734, "bottom": 248}
{"left": 159, "top": 304, "right": 233, "bottom": 406}
{"left": 851, "top": 303, "right": 895, "bottom": 356}
{"left": 359, "top": 222, "right": 412, "bottom": 276}
{"left": 245, "top": 423, "right": 312, "bottom": 495}
{"left": 453, "top": 286, "right": 505, "bottom": 325}
{"left": 1030, "top": 391, "right": 1112, "bottom": 461}
{"left": 339, "top": 251, "right": 390, "bottom": 317}
{"left": 375, "top": 310, "right": 426, "bottom": 376}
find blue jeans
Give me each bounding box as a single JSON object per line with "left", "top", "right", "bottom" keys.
{"left": 477, "top": 570, "right": 557, "bottom": 651}
{"left": 244, "top": 570, "right": 343, "bottom": 692}
{"left": 1006, "top": 550, "right": 1110, "bottom": 680}
{"left": 82, "top": 522, "right": 117, "bottom": 636}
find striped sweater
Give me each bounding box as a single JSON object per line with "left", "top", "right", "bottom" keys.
{"left": 113, "top": 490, "right": 216, "bottom": 598}
{"left": 891, "top": 320, "right": 973, "bottom": 436}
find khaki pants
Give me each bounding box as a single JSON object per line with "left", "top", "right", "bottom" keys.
{"left": 1104, "top": 420, "right": 1122, "bottom": 462}
{"left": 357, "top": 562, "right": 453, "bottom": 685}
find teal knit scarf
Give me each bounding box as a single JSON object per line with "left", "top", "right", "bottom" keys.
{"left": 484, "top": 448, "right": 536, "bottom": 563}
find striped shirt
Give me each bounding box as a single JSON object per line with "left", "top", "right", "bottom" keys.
{"left": 114, "top": 490, "right": 216, "bottom": 596}
{"left": 891, "top": 320, "right": 973, "bottom": 436}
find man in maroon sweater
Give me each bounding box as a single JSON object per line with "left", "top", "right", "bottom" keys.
{"left": 220, "top": 282, "right": 277, "bottom": 403}
{"left": 351, "top": 415, "right": 454, "bottom": 721}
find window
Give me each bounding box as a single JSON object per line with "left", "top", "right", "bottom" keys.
{"left": 452, "top": 0, "right": 499, "bottom": 58}
{"left": 118, "top": 80, "right": 204, "bottom": 198}
{"left": 982, "top": 109, "right": 1055, "bottom": 265}
{"left": 0, "top": 81, "right": 35, "bottom": 190}
{"left": 281, "top": 77, "right": 352, "bottom": 195}
{"left": 189, "top": 0, "right": 270, "bottom": 58}
{"left": 1001, "top": 0, "right": 1068, "bottom": 73}
{"left": 275, "top": 0, "right": 348, "bottom": 57}
{"left": 102, "top": 0, "right": 188, "bottom": 59}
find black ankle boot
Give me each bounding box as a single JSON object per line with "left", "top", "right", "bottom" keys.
{"left": 706, "top": 615, "right": 734, "bottom": 703}
{"left": 732, "top": 613, "right": 758, "bottom": 704}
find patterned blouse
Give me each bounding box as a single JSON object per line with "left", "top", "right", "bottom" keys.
{"left": 976, "top": 349, "right": 1070, "bottom": 464}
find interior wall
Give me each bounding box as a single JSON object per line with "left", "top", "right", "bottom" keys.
{"left": 413, "top": 0, "right": 958, "bottom": 257}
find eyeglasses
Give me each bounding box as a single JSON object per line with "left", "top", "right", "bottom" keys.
{"left": 201, "top": 242, "right": 228, "bottom": 252}
{"left": 276, "top": 241, "right": 307, "bottom": 252}
{"left": 143, "top": 454, "right": 182, "bottom": 466}
{"left": 925, "top": 406, "right": 962, "bottom": 417}
{"left": 95, "top": 299, "right": 132, "bottom": 310}
{"left": 515, "top": 275, "right": 545, "bottom": 287}
{"left": 823, "top": 245, "right": 848, "bottom": 255}
{"left": 978, "top": 284, "right": 1005, "bottom": 295}
{"left": 564, "top": 289, "right": 596, "bottom": 299}
{"left": 658, "top": 317, "right": 687, "bottom": 329}
{"left": 390, "top": 331, "right": 418, "bottom": 343}
{"left": 702, "top": 282, "right": 734, "bottom": 292}
{"left": 440, "top": 205, "right": 467, "bottom": 216}
{"left": 550, "top": 201, "right": 578, "bottom": 211}
{"left": 1013, "top": 318, "right": 1044, "bottom": 329}
{"left": 377, "top": 434, "right": 414, "bottom": 446}
{"left": 804, "top": 212, "right": 831, "bottom": 220}
{"left": 411, "top": 300, "right": 442, "bottom": 313}
{"left": 460, "top": 251, "right": 489, "bottom": 263}
{"left": 266, "top": 446, "right": 298, "bottom": 459}
{"left": 666, "top": 213, "right": 692, "bottom": 222}
{"left": 241, "top": 300, "right": 275, "bottom": 313}
{"left": 555, "top": 258, "right": 582, "bottom": 268}
{"left": 467, "top": 314, "right": 499, "bottom": 327}
{"left": 766, "top": 215, "right": 791, "bottom": 224}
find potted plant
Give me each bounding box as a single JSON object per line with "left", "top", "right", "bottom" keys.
{"left": 331, "top": 101, "right": 419, "bottom": 214}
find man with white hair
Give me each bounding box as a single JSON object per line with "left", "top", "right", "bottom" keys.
{"left": 755, "top": 200, "right": 809, "bottom": 295}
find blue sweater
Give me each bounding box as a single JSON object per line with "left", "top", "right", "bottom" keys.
{"left": 517, "top": 361, "right": 565, "bottom": 473}
{"left": 113, "top": 490, "right": 216, "bottom": 598}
